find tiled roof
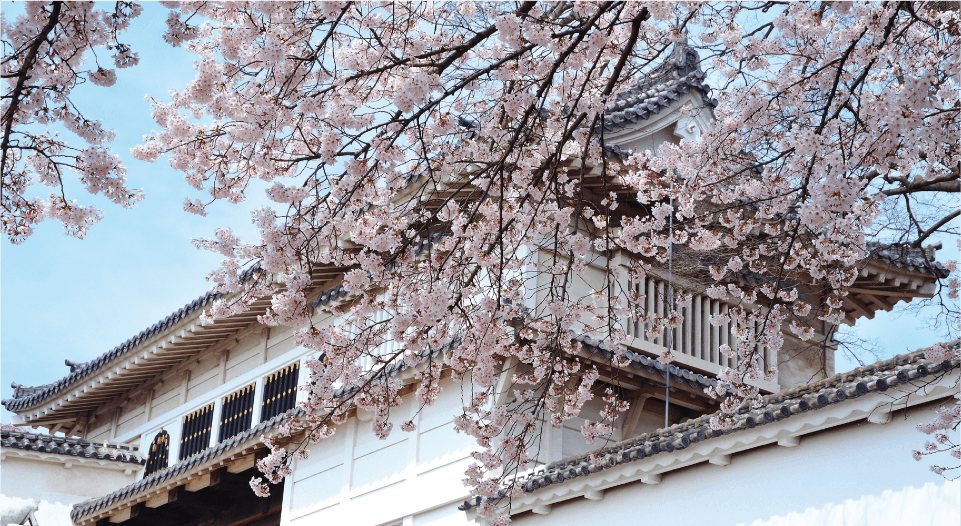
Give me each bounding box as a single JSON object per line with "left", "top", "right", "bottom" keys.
{"left": 459, "top": 342, "right": 960, "bottom": 511}
{"left": 2, "top": 265, "right": 263, "bottom": 413}
{"left": 574, "top": 331, "right": 720, "bottom": 391}
{"left": 70, "top": 411, "right": 291, "bottom": 522}
{"left": 867, "top": 242, "right": 950, "bottom": 278}
{"left": 1, "top": 428, "right": 144, "bottom": 466}
{"left": 601, "top": 39, "right": 715, "bottom": 133}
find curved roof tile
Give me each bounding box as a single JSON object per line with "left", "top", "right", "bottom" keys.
{"left": 601, "top": 39, "right": 716, "bottom": 133}
{"left": 1, "top": 429, "right": 144, "bottom": 466}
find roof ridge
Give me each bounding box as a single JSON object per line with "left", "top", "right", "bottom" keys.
{"left": 1, "top": 428, "right": 145, "bottom": 466}
{"left": 602, "top": 39, "right": 715, "bottom": 133}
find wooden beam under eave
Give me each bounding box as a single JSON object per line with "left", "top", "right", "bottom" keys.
{"left": 193, "top": 330, "right": 241, "bottom": 339}
{"left": 20, "top": 417, "right": 76, "bottom": 429}
{"left": 621, "top": 393, "right": 652, "bottom": 438}
{"left": 848, "top": 287, "right": 934, "bottom": 299}
{"left": 182, "top": 334, "right": 228, "bottom": 342}
{"left": 156, "top": 349, "right": 205, "bottom": 356}
{"left": 110, "top": 373, "right": 159, "bottom": 382}
{"left": 227, "top": 453, "right": 256, "bottom": 474}
{"left": 104, "top": 380, "right": 153, "bottom": 389}
{"left": 227, "top": 314, "right": 262, "bottom": 323}
{"left": 108, "top": 504, "right": 139, "bottom": 523}
{"left": 185, "top": 469, "right": 222, "bottom": 492}
{"left": 164, "top": 344, "right": 213, "bottom": 351}
{"left": 843, "top": 294, "right": 874, "bottom": 320}
{"left": 145, "top": 488, "right": 178, "bottom": 508}
{"left": 867, "top": 294, "right": 895, "bottom": 312}
{"left": 65, "top": 419, "right": 85, "bottom": 438}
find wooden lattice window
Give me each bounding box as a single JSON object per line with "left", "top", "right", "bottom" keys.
{"left": 144, "top": 429, "right": 169, "bottom": 477}
{"left": 180, "top": 403, "right": 214, "bottom": 459}
{"left": 219, "top": 383, "right": 255, "bottom": 442}
{"left": 261, "top": 362, "right": 300, "bottom": 422}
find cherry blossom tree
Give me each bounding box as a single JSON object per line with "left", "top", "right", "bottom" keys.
{"left": 2, "top": 1, "right": 144, "bottom": 242}
{"left": 3, "top": 1, "right": 960, "bottom": 516}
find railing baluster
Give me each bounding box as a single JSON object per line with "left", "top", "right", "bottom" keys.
{"left": 721, "top": 303, "right": 730, "bottom": 367}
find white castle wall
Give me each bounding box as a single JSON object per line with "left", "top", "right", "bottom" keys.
{"left": 0, "top": 454, "right": 139, "bottom": 526}
{"left": 282, "top": 376, "right": 480, "bottom": 526}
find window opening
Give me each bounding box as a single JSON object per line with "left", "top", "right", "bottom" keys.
{"left": 180, "top": 403, "right": 214, "bottom": 458}
{"left": 144, "top": 429, "right": 169, "bottom": 477}
{"left": 261, "top": 362, "right": 300, "bottom": 422}
{"left": 219, "top": 383, "right": 255, "bottom": 442}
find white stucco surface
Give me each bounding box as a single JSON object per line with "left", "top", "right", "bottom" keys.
{"left": 282, "top": 377, "right": 480, "bottom": 526}
{"left": 0, "top": 454, "right": 141, "bottom": 526}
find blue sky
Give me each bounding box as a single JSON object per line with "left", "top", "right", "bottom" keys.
{"left": 1, "top": 3, "right": 953, "bottom": 425}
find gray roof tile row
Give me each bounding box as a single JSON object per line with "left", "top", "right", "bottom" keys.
{"left": 1, "top": 428, "right": 144, "bottom": 466}
{"left": 573, "top": 331, "right": 719, "bottom": 390}
{"left": 867, "top": 242, "right": 950, "bottom": 278}
{"left": 601, "top": 40, "right": 715, "bottom": 133}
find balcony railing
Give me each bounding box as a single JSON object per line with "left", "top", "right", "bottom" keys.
{"left": 623, "top": 273, "right": 778, "bottom": 390}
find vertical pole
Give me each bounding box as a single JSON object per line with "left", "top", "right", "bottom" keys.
{"left": 251, "top": 376, "right": 265, "bottom": 426}
{"left": 665, "top": 183, "right": 674, "bottom": 430}
{"left": 210, "top": 396, "right": 223, "bottom": 448}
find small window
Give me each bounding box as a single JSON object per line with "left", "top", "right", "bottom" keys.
{"left": 144, "top": 430, "right": 169, "bottom": 477}
{"left": 219, "top": 383, "right": 255, "bottom": 442}
{"left": 261, "top": 362, "right": 300, "bottom": 422}
{"left": 181, "top": 403, "right": 214, "bottom": 458}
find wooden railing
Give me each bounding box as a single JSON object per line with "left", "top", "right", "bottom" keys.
{"left": 623, "top": 273, "right": 776, "bottom": 382}
{"left": 144, "top": 429, "right": 169, "bottom": 477}
{"left": 219, "top": 383, "right": 255, "bottom": 442}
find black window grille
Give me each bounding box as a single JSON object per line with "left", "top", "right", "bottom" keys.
{"left": 219, "top": 383, "right": 255, "bottom": 442}
{"left": 261, "top": 362, "right": 300, "bottom": 422}
{"left": 144, "top": 430, "right": 169, "bottom": 477}
{"left": 180, "top": 403, "right": 214, "bottom": 459}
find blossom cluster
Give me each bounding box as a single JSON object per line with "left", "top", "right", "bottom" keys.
{"left": 2, "top": 1, "right": 144, "bottom": 242}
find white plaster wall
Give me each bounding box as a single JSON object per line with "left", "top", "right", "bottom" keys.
{"left": 282, "top": 377, "right": 481, "bottom": 526}
{"left": 511, "top": 402, "right": 961, "bottom": 526}
{"left": 0, "top": 455, "right": 140, "bottom": 526}
{"left": 0, "top": 456, "right": 139, "bottom": 501}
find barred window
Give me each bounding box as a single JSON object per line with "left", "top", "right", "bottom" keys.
{"left": 144, "top": 429, "right": 169, "bottom": 477}
{"left": 180, "top": 403, "right": 214, "bottom": 459}
{"left": 261, "top": 362, "right": 299, "bottom": 422}
{"left": 219, "top": 383, "right": 255, "bottom": 442}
